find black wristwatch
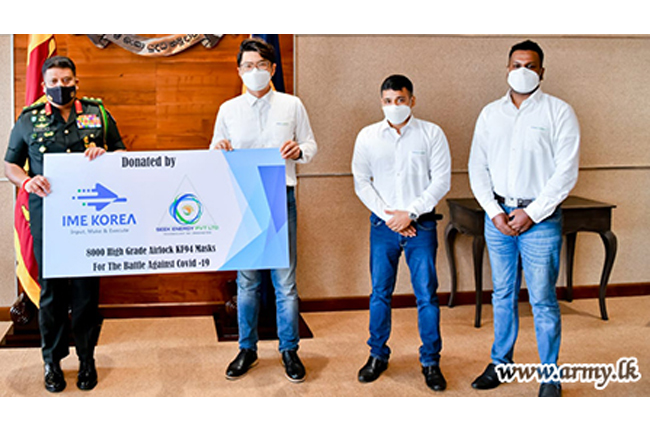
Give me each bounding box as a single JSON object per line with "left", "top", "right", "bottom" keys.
{"left": 409, "top": 212, "right": 418, "bottom": 221}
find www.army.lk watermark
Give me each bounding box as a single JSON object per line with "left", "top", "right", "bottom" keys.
{"left": 495, "top": 357, "right": 641, "bottom": 390}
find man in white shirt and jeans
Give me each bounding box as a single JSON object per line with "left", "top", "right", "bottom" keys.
{"left": 352, "top": 75, "right": 451, "bottom": 391}
{"left": 468, "top": 40, "right": 580, "bottom": 397}
{"left": 211, "top": 38, "right": 317, "bottom": 383}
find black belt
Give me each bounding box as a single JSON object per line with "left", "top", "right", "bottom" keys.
{"left": 417, "top": 210, "right": 443, "bottom": 222}
{"left": 494, "top": 193, "right": 533, "bottom": 208}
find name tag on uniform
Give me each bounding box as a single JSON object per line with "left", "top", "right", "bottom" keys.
{"left": 76, "top": 114, "right": 102, "bottom": 129}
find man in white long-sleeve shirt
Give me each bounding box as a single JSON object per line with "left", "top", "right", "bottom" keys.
{"left": 210, "top": 38, "right": 317, "bottom": 383}
{"left": 468, "top": 40, "right": 580, "bottom": 397}
{"left": 352, "top": 75, "right": 451, "bottom": 391}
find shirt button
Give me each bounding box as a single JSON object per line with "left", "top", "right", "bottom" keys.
{"left": 66, "top": 149, "right": 71, "bottom": 153}
{"left": 64, "top": 130, "right": 69, "bottom": 134}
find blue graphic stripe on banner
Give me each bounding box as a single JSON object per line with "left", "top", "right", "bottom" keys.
{"left": 258, "top": 165, "right": 287, "bottom": 233}
{"left": 221, "top": 149, "right": 288, "bottom": 268}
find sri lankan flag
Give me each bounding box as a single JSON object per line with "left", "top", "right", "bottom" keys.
{"left": 15, "top": 34, "right": 57, "bottom": 306}
{"left": 25, "top": 34, "right": 56, "bottom": 105}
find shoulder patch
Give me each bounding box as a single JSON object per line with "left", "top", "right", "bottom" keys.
{"left": 81, "top": 96, "right": 104, "bottom": 106}
{"left": 21, "top": 100, "right": 46, "bottom": 114}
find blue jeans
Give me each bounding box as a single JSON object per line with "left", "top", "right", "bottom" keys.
{"left": 367, "top": 213, "right": 442, "bottom": 367}
{"left": 237, "top": 187, "right": 299, "bottom": 353}
{"left": 484, "top": 206, "right": 563, "bottom": 367}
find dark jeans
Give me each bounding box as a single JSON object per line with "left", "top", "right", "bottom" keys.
{"left": 367, "top": 212, "right": 442, "bottom": 366}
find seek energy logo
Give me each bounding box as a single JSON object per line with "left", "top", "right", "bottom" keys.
{"left": 156, "top": 176, "right": 219, "bottom": 234}
{"left": 169, "top": 193, "right": 203, "bottom": 225}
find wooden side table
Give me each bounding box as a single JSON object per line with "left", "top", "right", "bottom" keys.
{"left": 445, "top": 196, "right": 617, "bottom": 327}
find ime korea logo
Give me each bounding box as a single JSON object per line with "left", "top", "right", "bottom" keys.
{"left": 73, "top": 183, "right": 127, "bottom": 211}
{"left": 63, "top": 183, "right": 135, "bottom": 228}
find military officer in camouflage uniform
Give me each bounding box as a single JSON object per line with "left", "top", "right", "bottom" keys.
{"left": 3, "top": 56, "right": 126, "bottom": 393}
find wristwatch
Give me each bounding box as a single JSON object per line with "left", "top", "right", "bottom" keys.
{"left": 409, "top": 212, "right": 418, "bottom": 221}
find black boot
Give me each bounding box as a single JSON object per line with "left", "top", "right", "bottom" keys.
{"left": 471, "top": 363, "right": 502, "bottom": 390}
{"left": 225, "top": 349, "right": 258, "bottom": 380}
{"left": 77, "top": 359, "right": 98, "bottom": 391}
{"left": 422, "top": 365, "right": 447, "bottom": 391}
{"left": 44, "top": 362, "right": 66, "bottom": 393}
{"left": 358, "top": 356, "right": 388, "bottom": 383}
{"left": 281, "top": 350, "right": 306, "bottom": 383}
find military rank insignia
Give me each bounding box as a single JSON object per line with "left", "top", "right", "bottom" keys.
{"left": 76, "top": 114, "right": 102, "bottom": 129}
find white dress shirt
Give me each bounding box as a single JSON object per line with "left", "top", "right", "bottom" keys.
{"left": 210, "top": 90, "right": 317, "bottom": 186}
{"left": 352, "top": 116, "right": 451, "bottom": 222}
{"left": 468, "top": 89, "right": 580, "bottom": 223}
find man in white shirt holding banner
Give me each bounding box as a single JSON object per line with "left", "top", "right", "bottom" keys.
{"left": 210, "top": 38, "right": 317, "bottom": 383}
{"left": 468, "top": 40, "right": 580, "bottom": 397}
{"left": 352, "top": 74, "right": 451, "bottom": 391}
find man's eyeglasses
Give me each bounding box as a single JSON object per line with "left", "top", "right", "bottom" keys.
{"left": 239, "top": 60, "right": 272, "bottom": 73}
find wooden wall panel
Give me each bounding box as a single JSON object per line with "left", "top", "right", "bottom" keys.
{"left": 12, "top": 34, "right": 294, "bottom": 308}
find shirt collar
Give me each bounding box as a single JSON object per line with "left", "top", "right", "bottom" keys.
{"left": 244, "top": 89, "right": 274, "bottom": 107}
{"left": 503, "top": 87, "right": 544, "bottom": 108}
{"left": 380, "top": 115, "right": 415, "bottom": 134}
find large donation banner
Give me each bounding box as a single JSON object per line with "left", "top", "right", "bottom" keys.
{"left": 42, "top": 149, "right": 288, "bottom": 278}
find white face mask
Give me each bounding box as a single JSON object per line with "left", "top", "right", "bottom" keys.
{"left": 507, "top": 67, "right": 540, "bottom": 94}
{"left": 383, "top": 104, "right": 412, "bottom": 125}
{"left": 242, "top": 68, "right": 271, "bottom": 92}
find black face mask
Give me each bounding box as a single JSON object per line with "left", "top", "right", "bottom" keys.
{"left": 46, "top": 85, "right": 76, "bottom": 106}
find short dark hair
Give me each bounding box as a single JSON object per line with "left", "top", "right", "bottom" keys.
{"left": 42, "top": 55, "right": 76, "bottom": 77}
{"left": 237, "top": 38, "right": 276, "bottom": 65}
{"left": 509, "top": 40, "right": 544, "bottom": 66}
{"left": 380, "top": 74, "right": 413, "bottom": 95}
